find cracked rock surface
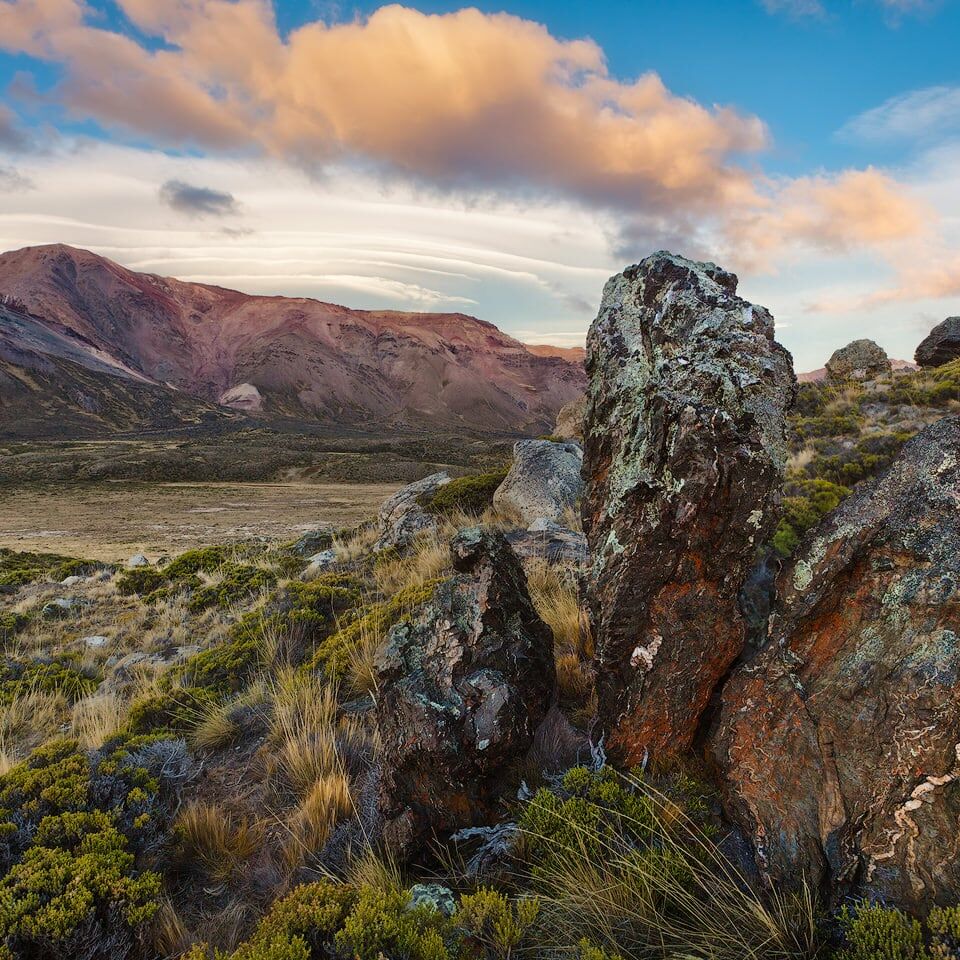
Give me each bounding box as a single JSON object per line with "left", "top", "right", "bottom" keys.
{"left": 582, "top": 251, "right": 795, "bottom": 763}
{"left": 712, "top": 416, "right": 960, "bottom": 909}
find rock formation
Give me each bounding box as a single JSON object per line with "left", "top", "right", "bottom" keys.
{"left": 493, "top": 439, "right": 584, "bottom": 526}
{"left": 375, "top": 527, "right": 555, "bottom": 855}
{"left": 824, "top": 339, "right": 891, "bottom": 382}
{"left": 582, "top": 252, "right": 795, "bottom": 763}
{"left": 713, "top": 417, "right": 960, "bottom": 909}
{"left": 915, "top": 317, "right": 960, "bottom": 368}
{"left": 373, "top": 472, "right": 450, "bottom": 551}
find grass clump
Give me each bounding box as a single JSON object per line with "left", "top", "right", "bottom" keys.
{"left": 0, "top": 659, "right": 98, "bottom": 707}
{"left": 0, "top": 612, "right": 28, "bottom": 644}
{"left": 421, "top": 469, "right": 508, "bottom": 517}
{"left": 0, "top": 548, "right": 102, "bottom": 588}
{"left": 187, "top": 562, "right": 277, "bottom": 613}
{"left": 125, "top": 686, "right": 219, "bottom": 736}
{"left": 116, "top": 567, "right": 166, "bottom": 597}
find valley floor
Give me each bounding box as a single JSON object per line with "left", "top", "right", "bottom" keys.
{"left": 0, "top": 481, "right": 398, "bottom": 561}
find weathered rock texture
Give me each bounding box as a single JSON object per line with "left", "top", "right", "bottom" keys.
{"left": 915, "top": 317, "right": 960, "bottom": 369}
{"left": 713, "top": 417, "right": 960, "bottom": 909}
{"left": 493, "top": 439, "right": 584, "bottom": 526}
{"left": 375, "top": 527, "right": 555, "bottom": 855}
{"left": 825, "top": 339, "right": 891, "bottom": 382}
{"left": 555, "top": 393, "right": 587, "bottom": 440}
{"left": 582, "top": 252, "right": 795, "bottom": 763}
{"left": 374, "top": 472, "right": 450, "bottom": 551}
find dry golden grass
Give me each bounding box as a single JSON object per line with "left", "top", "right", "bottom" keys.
{"left": 190, "top": 700, "right": 242, "bottom": 752}
{"left": 174, "top": 801, "right": 264, "bottom": 885}
{"left": 373, "top": 534, "right": 450, "bottom": 596}
{"left": 787, "top": 445, "right": 817, "bottom": 474}
{"left": 70, "top": 692, "right": 125, "bottom": 749}
{"left": 150, "top": 897, "right": 192, "bottom": 959}
{"left": 333, "top": 523, "right": 380, "bottom": 563}
{"left": 0, "top": 686, "right": 69, "bottom": 770}
{"left": 524, "top": 559, "right": 593, "bottom": 708}
{"left": 281, "top": 769, "right": 355, "bottom": 870}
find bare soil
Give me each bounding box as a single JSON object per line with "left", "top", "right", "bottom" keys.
{"left": 0, "top": 481, "right": 398, "bottom": 562}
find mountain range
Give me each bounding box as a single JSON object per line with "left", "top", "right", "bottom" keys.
{"left": 0, "top": 244, "right": 586, "bottom": 438}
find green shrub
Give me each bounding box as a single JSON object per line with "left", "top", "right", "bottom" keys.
{"left": 422, "top": 470, "right": 508, "bottom": 516}
{"left": 284, "top": 575, "right": 364, "bottom": 634}
{"left": 836, "top": 903, "right": 929, "bottom": 960}
{"left": 0, "top": 549, "right": 101, "bottom": 588}
{"left": 772, "top": 478, "right": 851, "bottom": 557}
{"left": 162, "top": 545, "right": 234, "bottom": 579}
{"left": 519, "top": 766, "right": 656, "bottom": 874}
{"left": 0, "top": 659, "right": 98, "bottom": 706}
{"left": 187, "top": 562, "right": 277, "bottom": 613}
{"left": 115, "top": 567, "right": 166, "bottom": 597}
{"left": 126, "top": 686, "right": 219, "bottom": 735}
{"left": 0, "top": 613, "right": 28, "bottom": 644}
{"left": 456, "top": 889, "right": 539, "bottom": 960}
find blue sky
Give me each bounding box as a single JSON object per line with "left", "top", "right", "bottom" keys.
{"left": 1, "top": 0, "right": 959, "bottom": 369}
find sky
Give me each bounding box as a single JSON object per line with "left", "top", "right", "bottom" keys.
{"left": 0, "top": 0, "right": 959, "bottom": 369}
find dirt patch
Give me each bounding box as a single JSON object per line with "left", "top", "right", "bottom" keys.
{"left": 0, "top": 481, "right": 398, "bottom": 562}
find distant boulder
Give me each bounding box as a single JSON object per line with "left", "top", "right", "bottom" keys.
{"left": 915, "top": 316, "right": 960, "bottom": 368}
{"left": 554, "top": 393, "right": 586, "bottom": 440}
{"left": 493, "top": 439, "right": 583, "bottom": 526}
{"left": 825, "top": 338, "right": 891, "bottom": 382}
{"left": 373, "top": 471, "right": 450, "bottom": 551}
{"left": 712, "top": 417, "right": 960, "bottom": 909}
{"left": 126, "top": 554, "right": 150, "bottom": 568}
{"left": 582, "top": 252, "right": 795, "bottom": 763}
{"left": 375, "top": 527, "right": 555, "bottom": 856}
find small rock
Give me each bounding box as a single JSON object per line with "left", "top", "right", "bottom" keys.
{"left": 374, "top": 472, "right": 451, "bottom": 551}
{"left": 41, "top": 597, "right": 88, "bottom": 620}
{"left": 504, "top": 520, "right": 587, "bottom": 566}
{"left": 493, "top": 439, "right": 583, "bottom": 526}
{"left": 555, "top": 393, "right": 587, "bottom": 440}
{"left": 291, "top": 529, "right": 334, "bottom": 558}
{"left": 825, "top": 339, "right": 891, "bottom": 382}
{"left": 60, "top": 575, "right": 85, "bottom": 586}
{"left": 83, "top": 635, "right": 109, "bottom": 648}
{"left": 407, "top": 884, "right": 457, "bottom": 917}
{"left": 126, "top": 554, "right": 150, "bottom": 568}
{"left": 304, "top": 549, "right": 337, "bottom": 576}
{"left": 915, "top": 316, "right": 960, "bottom": 368}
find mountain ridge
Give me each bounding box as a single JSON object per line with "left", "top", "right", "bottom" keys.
{"left": 0, "top": 243, "right": 586, "bottom": 436}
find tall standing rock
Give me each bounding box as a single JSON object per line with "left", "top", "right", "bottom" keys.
{"left": 582, "top": 252, "right": 795, "bottom": 763}
{"left": 915, "top": 317, "right": 960, "bottom": 368}
{"left": 375, "top": 527, "right": 555, "bottom": 856}
{"left": 713, "top": 417, "right": 960, "bottom": 909}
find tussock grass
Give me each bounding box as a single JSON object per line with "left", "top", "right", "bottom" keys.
{"left": 281, "top": 769, "right": 355, "bottom": 870}
{"left": 525, "top": 774, "right": 823, "bottom": 960}
{"left": 174, "top": 801, "right": 264, "bottom": 885}
{"left": 0, "top": 684, "right": 68, "bottom": 768}
{"left": 333, "top": 524, "right": 380, "bottom": 563}
{"left": 70, "top": 692, "right": 125, "bottom": 748}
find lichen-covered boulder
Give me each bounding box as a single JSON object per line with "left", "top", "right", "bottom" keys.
{"left": 504, "top": 518, "right": 588, "bottom": 566}
{"left": 915, "top": 317, "right": 960, "bottom": 368}
{"left": 373, "top": 471, "right": 450, "bottom": 551}
{"left": 375, "top": 527, "right": 555, "bottom": 855}
{"left": 712, "top": 417, "right": 960, "bottom": 909}
{"left": 582, "top": 252, "right": 795, "bottom": 763}
{"left": 493, "top": 439, "right": 583, "bottom": 526}
{"left": 555, "top": 393, "right": 587, "bottom": 440}
{"left": 825, "top": 339, "right": 891, "bottom": 382}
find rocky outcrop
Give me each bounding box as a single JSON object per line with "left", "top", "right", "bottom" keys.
{"left": 915, "top": 317, "right": 960, "bottom": 369}
{"left": 375, "top": 527, "right": 555, "bottom": 855}
{"left": 582, "top": 252, "right": 795, "bottom": 764}
{"left": 825, "top": 339, "right": 891, "bottom": 382}
{"left": 712, "top": 417, "right": 960, "bottom": 909}
{"left": 504, "top": 518, "right": 588, "bottom": 566}
{"left": 493, "top": 440, "right": 583, "bottom": 526}
{"left": 554, "top": 393, "right": 587, "bottom": 440}
{"left": 373, "top": 472, "right": 450, "bottom": 551}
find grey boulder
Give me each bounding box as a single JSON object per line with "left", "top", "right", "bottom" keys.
{"left": 493, "top": 439, "right": 583, "bottom": 526}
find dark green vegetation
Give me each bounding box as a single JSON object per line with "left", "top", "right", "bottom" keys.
{"left": 0, "top": 430, "right": 513, "bottom": 485}
{"left": 774, "top": 360, "right": 960, "bottom": 556}
{"left": 420, "top": 468, "right": 510, "bottom": 516}
{"left": 0, "top": 548, "right": 106, "bottom": 587}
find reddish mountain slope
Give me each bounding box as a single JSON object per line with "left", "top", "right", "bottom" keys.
{"left": 0, "top": 244, "right": 586, "bottom": 433}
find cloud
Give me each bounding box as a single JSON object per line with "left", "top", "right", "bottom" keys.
{"left": 0, "top": 1, "right": 932, "bottom": 271}
{"left": 839, "top": 85, "right": 960, "bottom": 144}
{"left": 761, "top": 0, "right": 940, "bottom": 18}
{"left": 759, "top": 0, "right": 825, "bottom": 19}
{"left": 0, "top": 165, "right": 33, "bottom": 191}
{"left": 159, "top": 179, "right": 239, "bottom": 217}
{"left": 0, "top": 105, "right": 31, "bottom": 152}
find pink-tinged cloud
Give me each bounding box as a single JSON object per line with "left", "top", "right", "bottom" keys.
{"left": 0, "top": 0, "right": 931, "bottom": 262}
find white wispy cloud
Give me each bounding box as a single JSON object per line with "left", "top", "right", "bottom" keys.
{"left": 839, "top": 85, "right": 960, "bottom": 144}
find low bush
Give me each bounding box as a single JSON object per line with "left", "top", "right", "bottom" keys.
{"left": 116, "top": 567, "right": 166, "bottom": 597}
{"left": 125, "top": 686, "right": 219, "bottom": 736}
{"left": 772, "top": 479, "right": 851, "bottom": 557}
{"left": 0, "top": 659, "right": 98, "bottom": 706}
{"left": 187, "top": 562, "right": 277, "bottom": 613}
{"left": 0, "top": 548, "right": 101, "bottom": 588}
